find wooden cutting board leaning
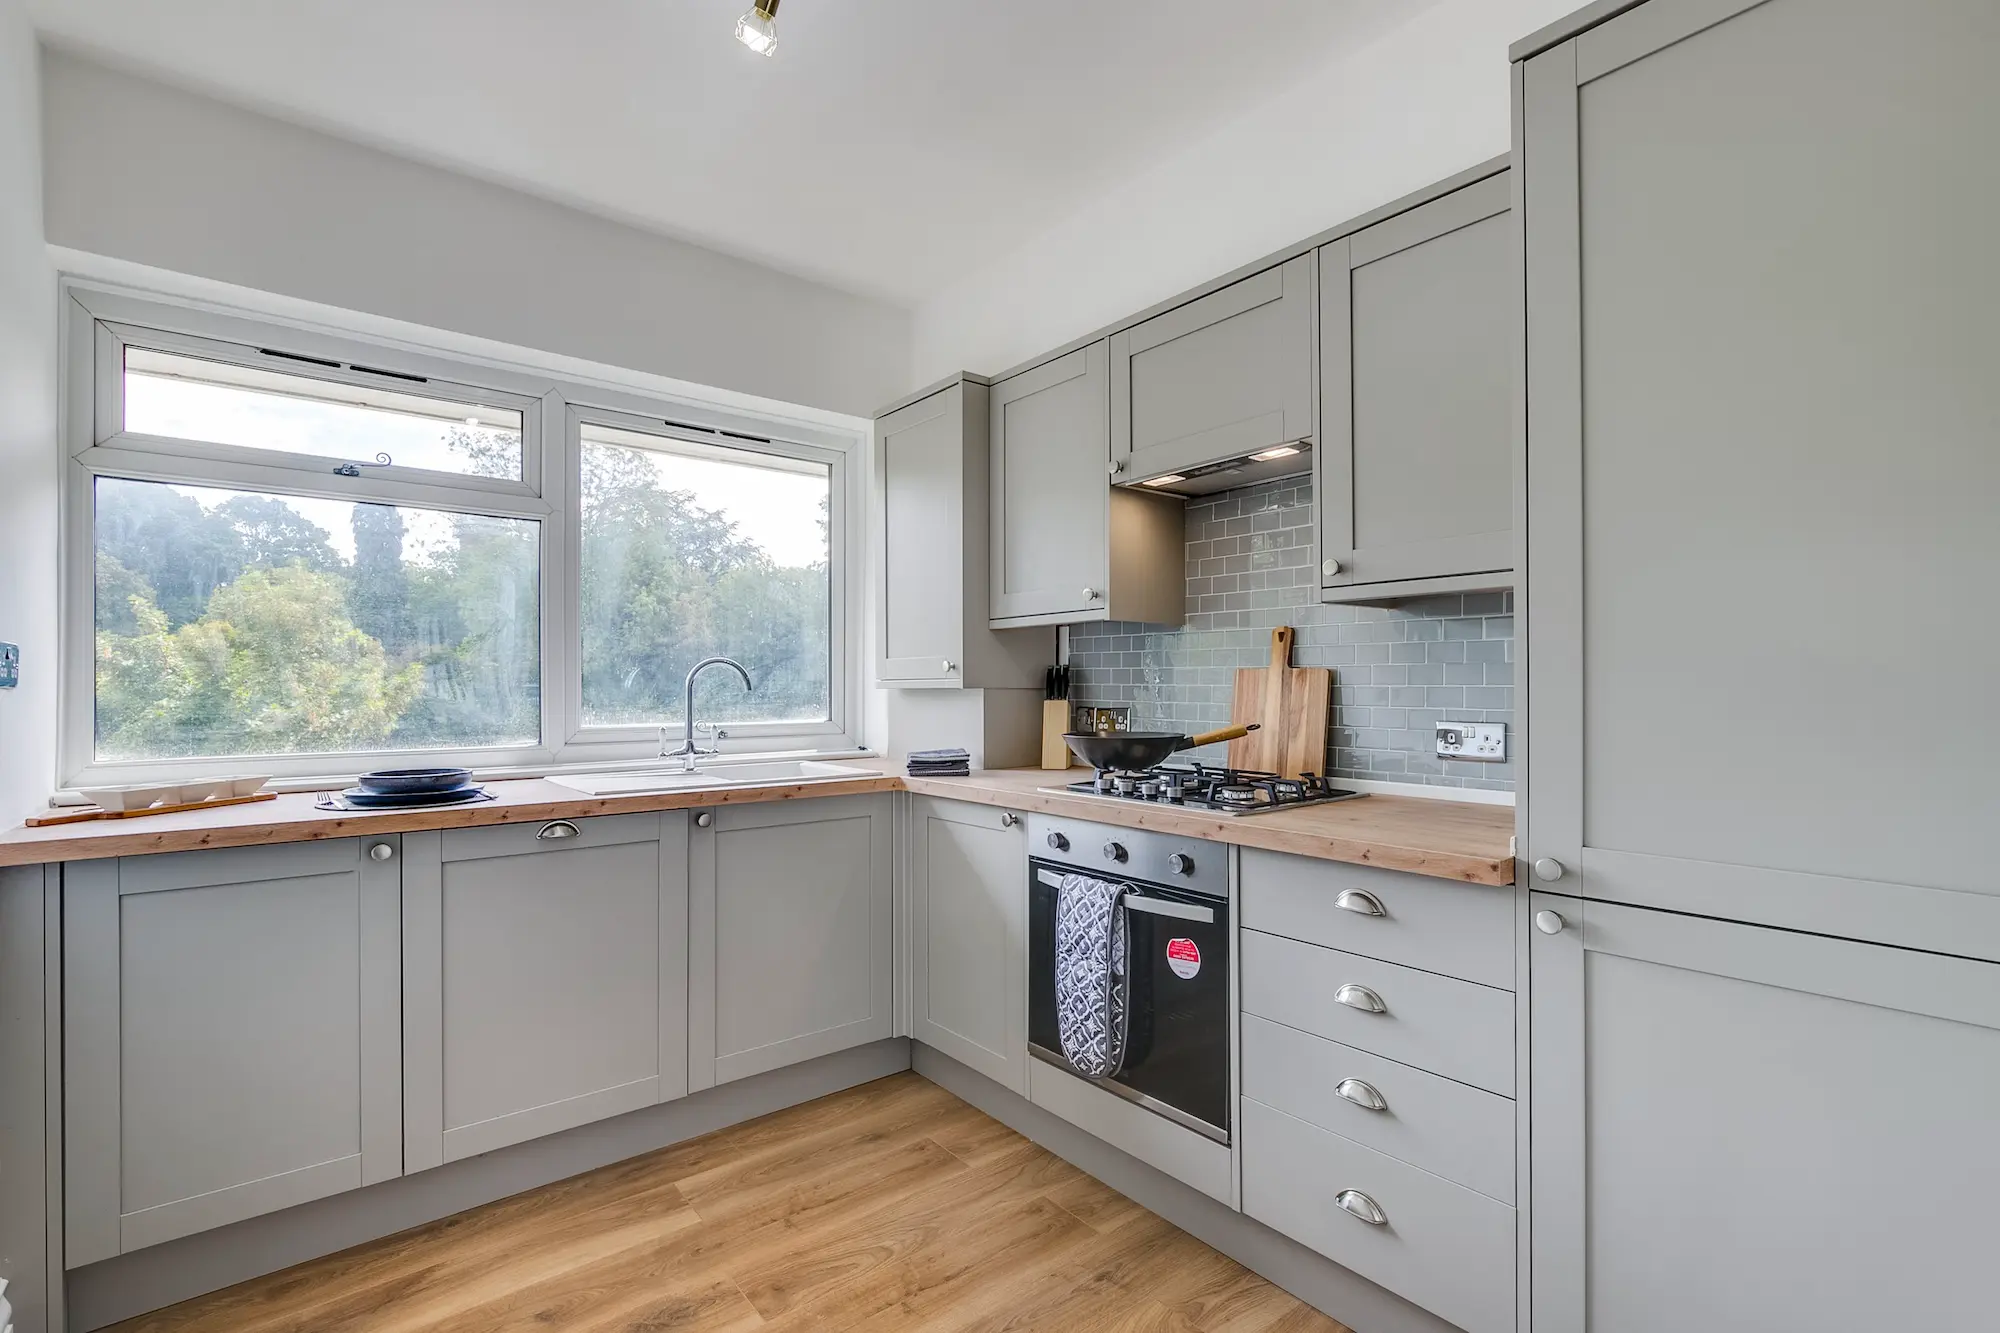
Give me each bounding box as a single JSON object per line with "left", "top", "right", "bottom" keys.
{"left": 1227, "top": 626, "right": 1333, "bottom": 779}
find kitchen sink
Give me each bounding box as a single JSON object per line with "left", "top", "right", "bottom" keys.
{"left": 546, "top": 760, "right": 881, "bottom": 797}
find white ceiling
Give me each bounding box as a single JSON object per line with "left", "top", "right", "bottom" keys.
{"left": 30, "top": 0, "right": 1433, "bottom": 306}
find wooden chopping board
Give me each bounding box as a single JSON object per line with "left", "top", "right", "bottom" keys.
{"left": 1228, "top": 626, "right": 1332, "bottom": 779}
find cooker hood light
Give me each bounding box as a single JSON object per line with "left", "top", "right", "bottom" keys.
{"left": 735, "top": 0, "right": 779, "bottom": 55}
{"left": 1141, "top": 474, "right": 1186, "bottom": 487}
{"left": 1250, "top": 445, "right": 1301, "bottom": 461}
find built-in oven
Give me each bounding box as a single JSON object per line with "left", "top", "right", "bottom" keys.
{"left": 1027, "top": 814, "right": 1231, "bottom": 1144}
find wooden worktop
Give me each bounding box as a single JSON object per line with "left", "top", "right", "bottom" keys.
{"left": 904, "top": 769, "right": 1516, "bottom": 885}
{"left": 0, "top": 768, "right": 1515, "bottom": 884}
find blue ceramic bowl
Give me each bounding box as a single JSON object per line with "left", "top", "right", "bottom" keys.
{"left": 355, "top": 767, "right": 474, "bottom": 795}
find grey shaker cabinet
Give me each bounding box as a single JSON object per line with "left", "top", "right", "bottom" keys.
{"left": 1109, "top": 255, "right": 1315, "bottom": 484}
{"left": 876, "top": 377, "right": 1050, "bottom": 688}
{"left": 1529, "top": 895, "right": 2000, "bottom": 1333}
{"left": 908, "top": 797, "right": 1028, "bottom": 1094}
{"left": 1319, "top": 170, "right": 1513, "bottom": 600}
{"left": 401, "top": 812, "right": 689, "bottom": 1171}
{"left": 988, "top": 343, "right": 1183, "bottom": 628}
{"left": 1520, "top": 0, "right": 2000, "bottom": 960}
{"left": 63, "top": 839, "right": 402, "bottom": 1264}
{"left": 689, "top": 795, "right": 894, "bottom": 1090}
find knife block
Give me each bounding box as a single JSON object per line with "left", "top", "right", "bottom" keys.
{"left": 1041, "top": 700, "right": 1073, "bottom": 770}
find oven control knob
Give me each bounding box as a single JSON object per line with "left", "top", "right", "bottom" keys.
{"left": 1167, "top": 853, "right": 1194, "bottom": 876}
{"left": 1046, "top": 831, "right": 1069, "bottom": 852}
{"left": 1102, "top": 841, "right": 1129, "bottom": 863}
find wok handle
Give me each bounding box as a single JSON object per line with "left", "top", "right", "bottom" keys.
{"left": 1184, "top": 723, "right": 1258, "bottom": 750}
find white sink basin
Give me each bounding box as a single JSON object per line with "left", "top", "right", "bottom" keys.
{"left": 546, "top": 760, "right": 881, "bottom": 797}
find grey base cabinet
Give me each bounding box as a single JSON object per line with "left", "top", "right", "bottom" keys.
{"left": 401, "top": 813, "right": 689, "bottom": 1171}
{"left": 1531, "top": 895, "right": 2000, "bottom": 1333}
{"left": 908, "top": 797, "right": 1027, "bottom": 1094}
{"left": 63, "top": 839, "right": 402, "bottom": 1265}
{"left": 690, "top": 795, "right": 894, "bottom": 1090}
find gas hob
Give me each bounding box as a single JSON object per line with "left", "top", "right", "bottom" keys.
{"left": 1040, "top": 764, "right": 1364, "bottom": 817}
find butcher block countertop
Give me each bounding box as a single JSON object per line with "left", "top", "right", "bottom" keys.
{"left": 904, "top": 769, "right": 1516, "bottom": 886}
{"left": 0, "top": 767, "right": 1515, "bottom": 884}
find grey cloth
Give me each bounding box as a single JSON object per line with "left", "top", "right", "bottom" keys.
{"left": 1054, "top": 872, "right": 1130, "bottom": 1080}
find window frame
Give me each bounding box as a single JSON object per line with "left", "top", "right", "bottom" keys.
{"left": 59, "top": 284, "right": 868, "bottom": 789}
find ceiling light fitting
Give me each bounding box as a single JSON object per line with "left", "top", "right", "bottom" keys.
{"left": 735, "top": 0, "right": 780, "bottom": 56}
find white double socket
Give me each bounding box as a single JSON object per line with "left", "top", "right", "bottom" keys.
{"left": 1436, "top": 722, "right": 1507, "bottom": 762}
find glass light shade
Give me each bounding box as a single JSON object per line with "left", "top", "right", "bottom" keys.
{"left": 735, "top": 9, "right": 778, "bottom": 55}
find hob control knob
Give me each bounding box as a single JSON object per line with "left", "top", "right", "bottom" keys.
{"left": 1167, "top": 853, "right": 1194, "bottom": 876}
{"left": 1102, "top": 841, "right": 1129, "bottom": 863}
{"left": 1046, "top": 831, "right": 1069, "bottom": 852}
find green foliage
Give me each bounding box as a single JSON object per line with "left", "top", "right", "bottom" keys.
{"left": 92, "top": 430, "right": 830, "bottom": 763}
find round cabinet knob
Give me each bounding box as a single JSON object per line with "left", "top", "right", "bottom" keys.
{"left": 1533, "top": 857, "right": 1567, "bottom": 883}
{"left": 941, "top": 660, "right": 956, "bottom": 673}
{"left": 1322, "top": 558, "right": 1341, "bottom": 577}
{"left": 1108, "top": 459, "right": 1126, "bottom": 477}
{"left": 1046, "top": 831, "right": 1069, "bottom": 852}
{"left": 695, "top": 811, "right": 714, "bottom": 829}
{"left": 1167, "top": 853, "right": 1194, "bottom": 876}
{"left": 368, "top": 843, "right": 395, "bottom": 862}
{"left": 1102, "top": 841, "right": 1128, "bottom": 864}
{"left": 1535, "top": 909, "right": 1567, "bottom": 936}
{"left": 999, "top": 812, "right": 1020, "bottom": 828}
{"left": 1081, "top": 587, "right": 1101, "bottom": 601}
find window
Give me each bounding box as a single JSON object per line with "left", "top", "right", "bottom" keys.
{"left": 63, "top": 291, "right": 863, "bottom": 785}
{"left": 579, "top": 423, "right": 831, "bottom": 729}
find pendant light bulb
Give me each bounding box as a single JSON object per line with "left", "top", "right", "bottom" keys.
{"left": 735, "top": 0, "right": 779, "bottom": 56}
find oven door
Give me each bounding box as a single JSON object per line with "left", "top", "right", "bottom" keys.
{"left": 1028, "top": 861, "right": 1232, "bottom": 1142}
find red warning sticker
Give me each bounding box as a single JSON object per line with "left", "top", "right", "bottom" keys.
{"left": 1166, "top": 937, "right": 1202, "bottom": 980}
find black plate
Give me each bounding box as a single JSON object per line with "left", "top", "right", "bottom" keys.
{"left": 355, "top": 767, "right": 473, "bottom": 795}
{"left": 340, "top": 784, "right": 485, "bottom": 808}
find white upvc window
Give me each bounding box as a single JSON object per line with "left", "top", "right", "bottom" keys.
{"left": 60, "top": 286, "right": 866, "bottom": 788}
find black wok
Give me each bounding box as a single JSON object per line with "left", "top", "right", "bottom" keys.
{"left": 1063, "top": 724, "right": 1258, "bottom": 772}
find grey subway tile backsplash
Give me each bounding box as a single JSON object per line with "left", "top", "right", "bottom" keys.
{"left": 1064, "top": 476, "right": 1516, "bottom": 792}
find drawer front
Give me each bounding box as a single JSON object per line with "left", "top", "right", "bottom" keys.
{"left": 440, "top": 811, "right": 666, "bottom": 863}
{"left": 1242, "top": 1014, "right": 1513, "bottom": 1203}
{"left": 1242, "top": 1097, "right": 1515, "bottom": 1333}
{"left": 1242, "top": 929, "right": 1514, "bottom": 1095}
{"left": 1240, "top": 848, "right": 1514, "bottom": 989}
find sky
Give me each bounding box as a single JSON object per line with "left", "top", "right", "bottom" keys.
{"left": 122, "top": 371, "right": 828, "bottom": 567}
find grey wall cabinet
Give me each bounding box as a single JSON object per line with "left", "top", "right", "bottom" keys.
{"left": 1319, "top": 170, "right": 1513, "bottom": 601}
{"left": 1521, "top": 0, "right": 2000, "bottom": 961}
{"left": 908, "top": 797, "right": 1028, "bottom": 1093}
{"left": 1109, "top": 255, "right": 1315, "bottom": 484}
{"left": 689, "top": 795, "right": 894, "bottom": 1090}
{"left": 63, "top": 839, "right": 402, "bottom": 1265}
{"left": 1530, "top": 895, "right": 2000, "bottom": 1332}
{"left": 401, "top": 813, "right": 689, "bottom": 1172}
{"left": 876, "top": 376, "right": 1051, "bottom": 688}
{"left": 989, "top": 342, "right": 1183, "bottom": 628}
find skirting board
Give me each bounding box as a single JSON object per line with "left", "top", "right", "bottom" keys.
{"left": 68, "top": 1038, "right": 914, "bottom": 1332}
{"left": 913, "top": 1043, "right": 1465, "bottom": 1333}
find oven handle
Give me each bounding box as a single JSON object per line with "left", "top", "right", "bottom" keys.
{"left": 1033, "top": 868, "right": 1217, "bottom": 924}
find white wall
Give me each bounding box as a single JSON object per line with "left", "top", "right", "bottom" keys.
{"left": 911, "top": 0, "right": 1578, "bottom": 383}
{"left": 0, "top": 3, "right": 58, "bottom": 828}
{"left": 40, "top": 50, "right": 912, "bottom": 419}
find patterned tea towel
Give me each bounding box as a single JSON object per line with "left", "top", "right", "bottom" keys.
{"left": 1055, "top": 872, "right": 1130, "bottom": 1079}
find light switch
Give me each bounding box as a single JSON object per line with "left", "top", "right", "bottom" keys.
{"left": 1437, "top": 721, "right": 1505, "bottom": 762}
{"left": 0, "top": 643, "right": 17, "bottom": 689}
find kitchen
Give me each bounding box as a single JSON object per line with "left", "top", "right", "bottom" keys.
{"left": 0, "top": 1, "right": 1994, "bottom": 1332}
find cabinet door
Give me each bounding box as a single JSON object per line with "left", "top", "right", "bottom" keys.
{"left": 877, "top": 384, "right": 967, "bottom": 685}
{"left": 64, "top": 839, "right": 401, "bottom": 1264}
{"left": 1530, "top": 895, "right": 2000, "bottom": 1333}
{"left": 1522, "top": 0, "right": 2000, "bottom": 959}
{"left": 989, "top": 344, "right": 1110, "bottom": 622}
{"left": 402, "top": 813, "right": 687, "bottom": 1171}
{"left": 689, "top": 795, "right": 894, "bottom": 1090}
{"left": 1320, "top": 172, "right": 1512, "bottom": 595}
{"left": 1110, "top": 255, "right": 1314, "bottom": 482}
{"left": 909, "top": 797, "right": 1028, "bottom": 1093}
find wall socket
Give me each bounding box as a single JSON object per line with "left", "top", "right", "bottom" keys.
{"left": 1436, "top": 721, "right": 1505, "bottom": 762}
{"left": 0, "top": 643, "right": 17, "bottom": 689}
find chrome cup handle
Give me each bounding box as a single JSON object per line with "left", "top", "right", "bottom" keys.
{"left": 1335, "top": 983, "right": 1387, "bottom": 1014}
{"left": 1334, "top": 1189, "right": 1388, "bottom": 1226}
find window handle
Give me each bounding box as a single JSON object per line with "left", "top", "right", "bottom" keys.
{"left": 332, "top": 451, "right": 394, "bottom": 478}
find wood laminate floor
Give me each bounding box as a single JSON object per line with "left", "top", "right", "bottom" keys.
{"left": 110, "top": 1073, "right": 1350, "bottom": 1333}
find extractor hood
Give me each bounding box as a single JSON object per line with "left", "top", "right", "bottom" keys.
{"left": 1117, "top": 440, "right": 1313, "bottom": 497}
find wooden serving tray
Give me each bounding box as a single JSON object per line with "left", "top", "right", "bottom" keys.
{"left": 26, "top": 791, "right": 278, "bottom": 828}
